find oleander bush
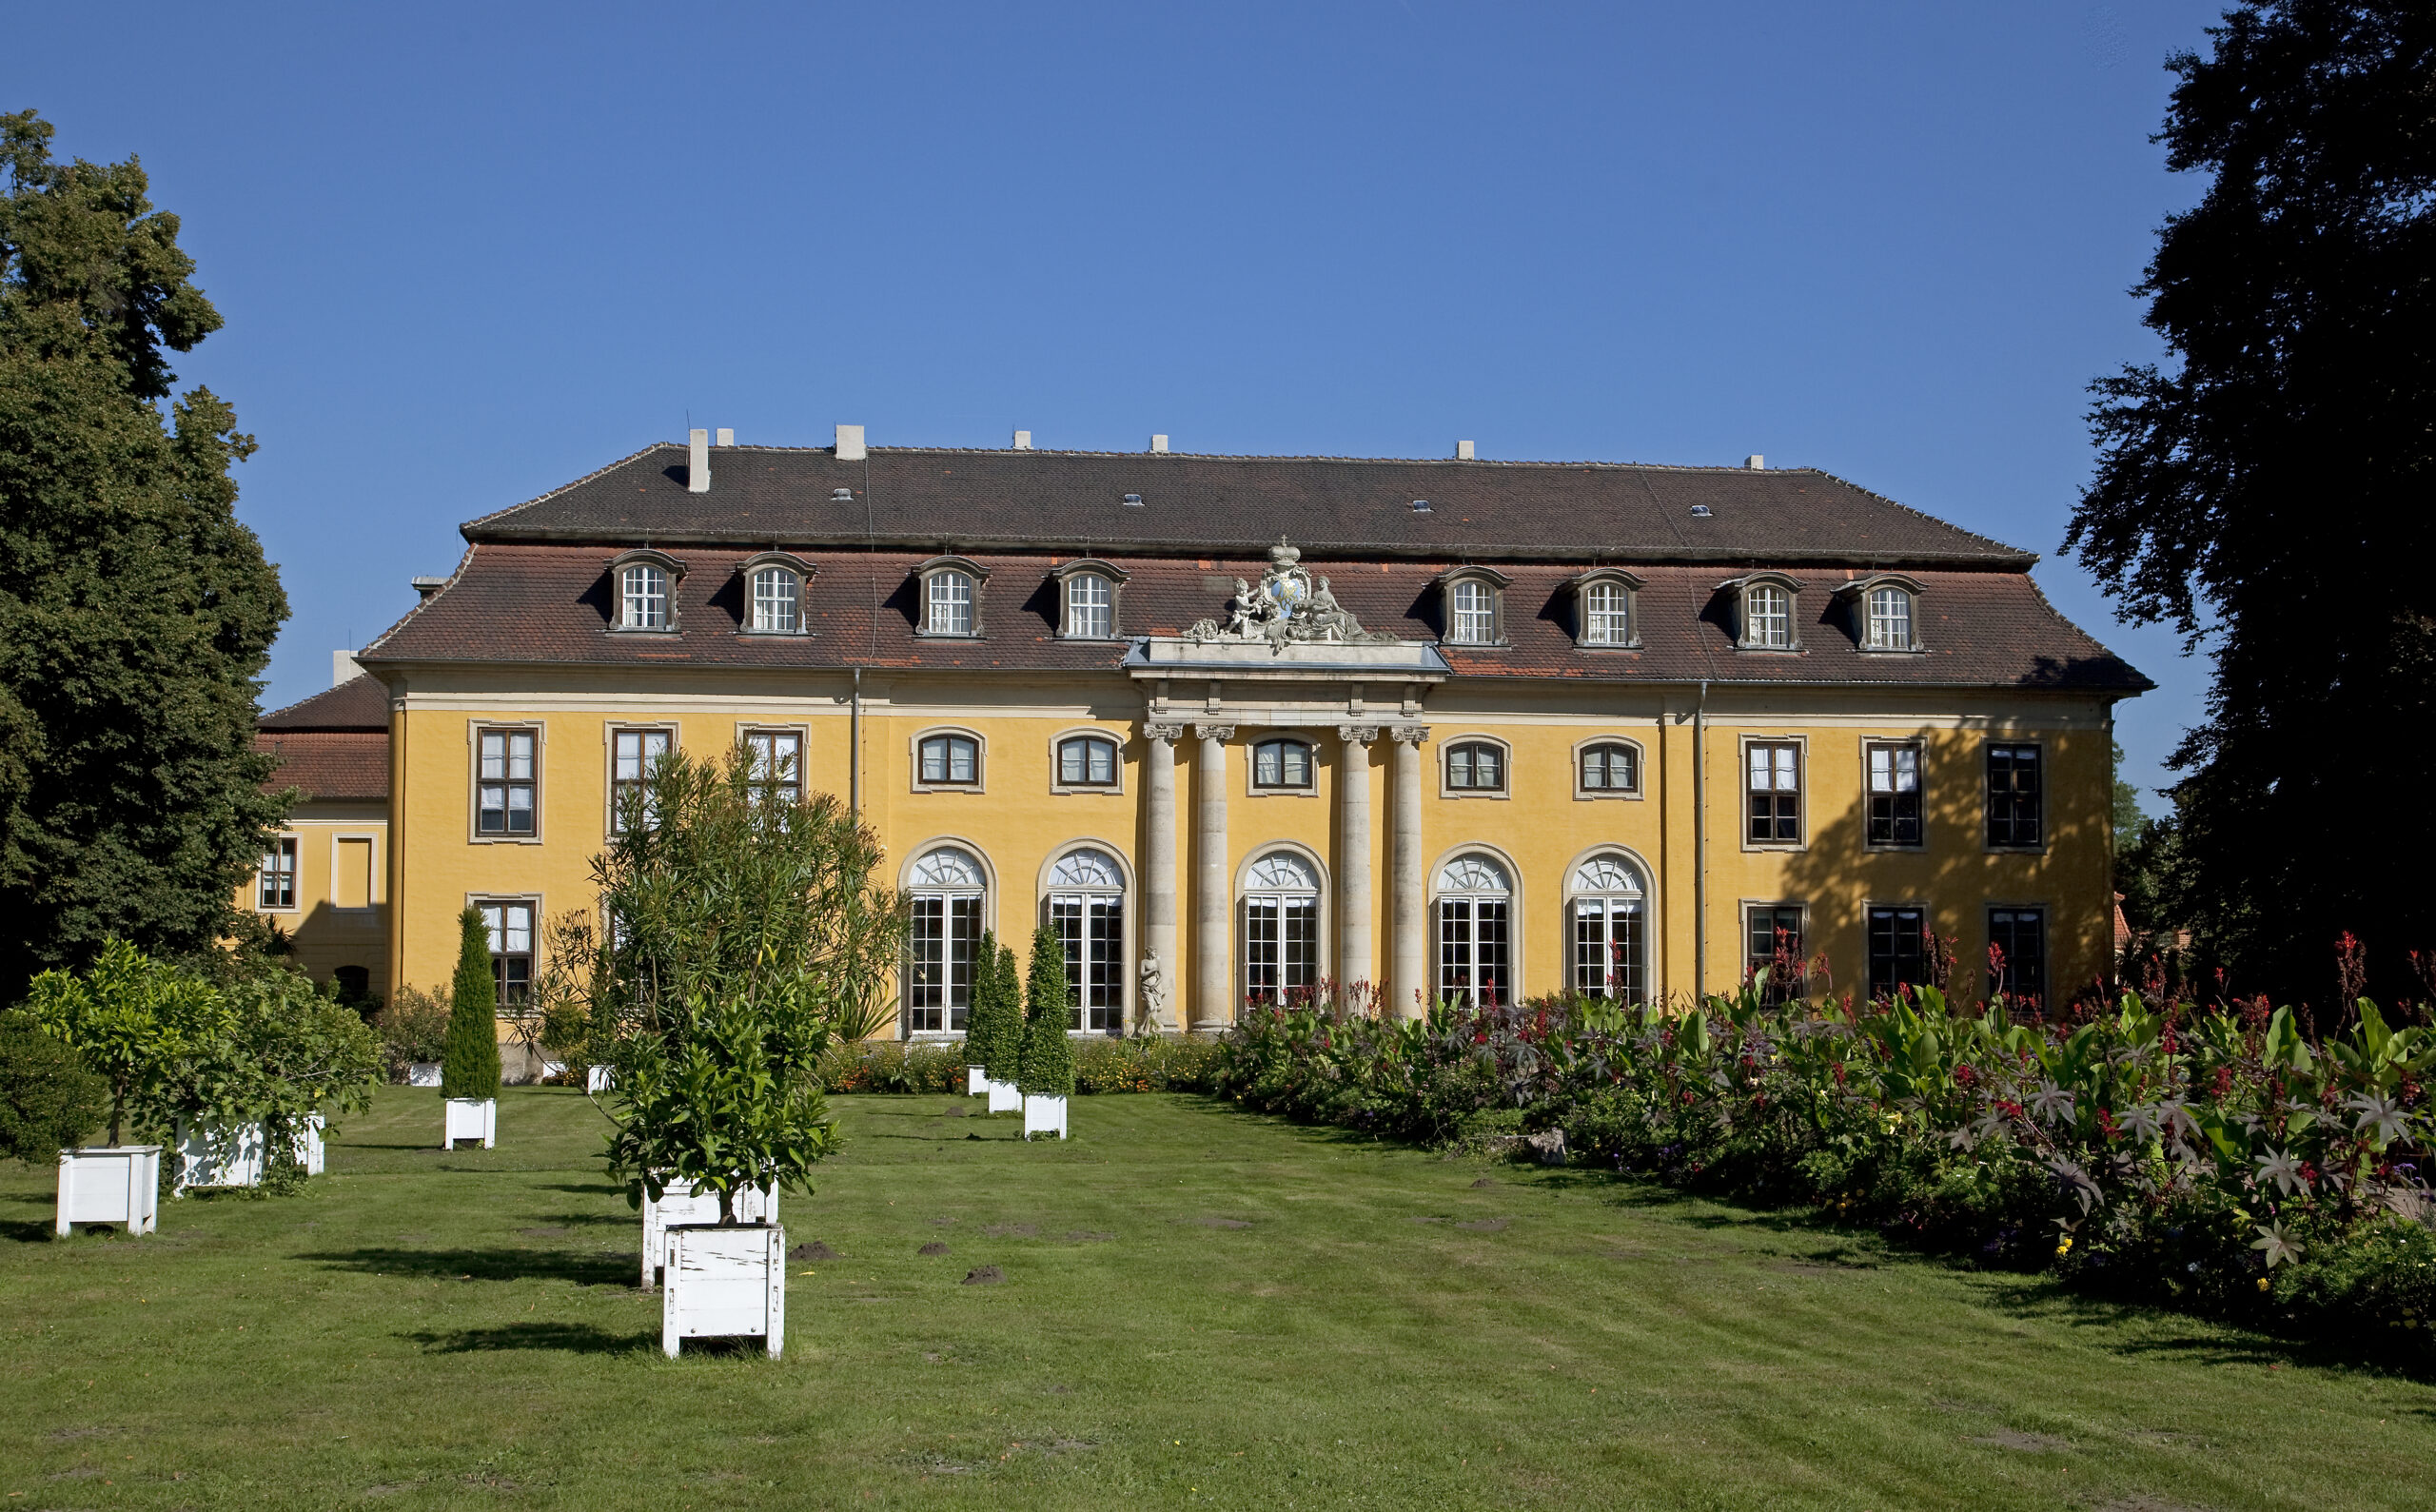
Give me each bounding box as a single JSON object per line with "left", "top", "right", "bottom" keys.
{"left": 1210, "top": 978, "right": 2436, "bottom": 1359}
{"left": 375, "top": 985, "right": 451, "bottom": 1082}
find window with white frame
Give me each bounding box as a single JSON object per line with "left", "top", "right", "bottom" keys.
{"left": 1865, "top": 585, "right": 1914, "bottom": 650}
{"left": 1049, "top": 849, "right": 1125, "bottom": 1032}
{"left": 619, "top": 564, "right": 670, "bottom": 629}
{"left": 1866, "top": 741, "right": 1922, "bottom": 848}
{"left": 1746, "top": 740, "right": 1800, "bottom": 845}
{"left": 926, "top": 570, "right": 975, "bottom": 636}
{"left": 750, "top": 566, "right": 801, "bottom": 633}
{"left": 1582, "top": 580, "right": 1632, "bottom": 644}
{"left": 1743, "top": 582, "right": 1792, "bottom": 648}
{"left": 918, "top": 733, "right": 981, "bottom": 787}
{"left": 479, "top": 898, "right": 535, "bottom": 1007}
{"left": 743, "top": 729, "right": 802, "bottom": 806}
{"left": 1448, "top": 579, "right": 1498, "bottom": 644}
{"left": 1437, "top": 854, "right": 1512, "bottom": 1006}
{"left": 1567, "top": 854, "right": 1643, "bottom": 1002}
{"left": 258, "top": 836, "right": 298, "bottom": 910}
{"left": 1241, "top": 852, "right": 1320, "bottom": 1005}
{"left": 610, "top": 729, "right": 671, "bottom": 833}
{"left": 906, "top": 848, "right": 984, "bottom": 1032}
{"left": 1065, "top": 573, "right": 1113, "bottom": 638}
{"left": 1252, "top": 737, "right": 1313, "bottom": 791}
{"left": 477, "top": 728, "right": 538, "bottom": 836}
{"left": 1057, "top": 734, "right": 1119, "bottom": 788}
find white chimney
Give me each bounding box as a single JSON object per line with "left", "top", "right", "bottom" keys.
{"left": 1456, "top": 440, "right": 1475, "bottom": 461}
{"left": 409, "top": 575, "right": 446, "bottom": 600}
{"left": 332, "top": 650, "right": 363, "bottom": 687}
{"left": 1150, "top": 434, "right": 1169, "bottom": 454}
{"left": 1744, "top": 454, "right": 1765, "bottom": 470}
{"left": 716, "top": 427, "right": 734, "bottom": 447}
{"left": 835, "top": 423, "right": 866, "bottom": 461}
{"left": 1012, "top": 429, "right": 1032, "bottom": 450}
{"left": 688, "top": 428, "right": 710, "bottom": 493}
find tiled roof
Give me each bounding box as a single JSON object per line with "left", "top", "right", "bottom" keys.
{"left": 257, "top": 730, "right": 388, "bottom": 801}
{"left": 365, "top": 543, "right": 2150, "bottom": 693}
{"left": 260, "top": 675, "right": 390, "bottom": 732}
{"left": 462, "top": 443, "right": 2036, "bottom": 568}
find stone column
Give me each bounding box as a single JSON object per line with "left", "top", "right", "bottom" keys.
{"left": 1141, "top": 722, "right": 1184, "bottom": 1031}
{"left": 1336, "top": 725, "right": 1378, "bottom": 996}
{"left": 1192, "top": 723, "right": 1235, "bottom": 1031}
{"left": 1389, "top": 725, "right": 1429, "bottom": 1019}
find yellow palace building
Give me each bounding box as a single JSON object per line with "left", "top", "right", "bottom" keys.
{"left": 256, "top": 428, "right": 2148, "bottom": 1032}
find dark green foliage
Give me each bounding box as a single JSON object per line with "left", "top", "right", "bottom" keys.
{"left": 1020, "top": 926, "right": 1075, "bottom": 1096}
{"left": 0, "top": 1010, "right": 106, "bottom": 1159}
{"left": 2065, "top": 4, "right": 2436, "bottom": 1003}
{"left": 970, "top": 935, "right": 1022, "bottom": 1084}
{"left": 962, "top": 930, "right": 1004, "bottom": 1074}
{"left": 441, "top": 909, "right": 500, "bottom": 1101}
{"left": 0, "top": 110, "right": 290, "bottom": 1000}
{"left": 374, "top": 985, "right": 450, "bottom": 1082}
{"left": 23, "top": 937, "right": 220, "bottom": 1143}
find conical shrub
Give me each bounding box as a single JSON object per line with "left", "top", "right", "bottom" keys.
{"left": 1019, "top": 926, "right": 1074, "bottom": 1096}
{"left": 441, "top": 908, "right": 502, "bottom": 1101}
{"left": 975, "top": 937, "right": 1023, "bottom": 1085}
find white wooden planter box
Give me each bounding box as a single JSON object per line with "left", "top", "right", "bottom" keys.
{"left": 662, "top": 1222, "right": 785, "bottom": 1359}
{"left": 541, "top": 1059, "right": 567, "bottom": 1082}
{"left": 586, "top": 1065, "right": 614, "bottom": 1094}
{"left": 175, "top": 1119, "right": 265, "bottom": 1191}
{"left": 283, "top": 1114, "right": 326, "bottom": 1176}
{"left": 642, "top": 1178, "right": 776, "bottom": 1288}
{"left": 966, "top": 1065, "right": 987, "bottom": 1095}
{"left": 986, "top": 1078, "right": 1021, "bottom": 1113}
{"left": 406, "top": 1062, "right": 442, "bottom": 1087}
{"left": 55, "top": 1147, "right": 161, "bottom": 1235}
{"left": 1023, "top": 1093, "right": 1069, "bottom": 1141}
{"left": 443, "top": 1098, "right": 496, "bottom": 1149}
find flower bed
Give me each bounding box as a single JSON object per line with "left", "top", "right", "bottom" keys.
{"left": 1211, "top": 984, "right": 2436, "bottom": 1360}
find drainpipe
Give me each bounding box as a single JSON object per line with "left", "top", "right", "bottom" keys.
{"left": 850, "top": 667, "right": 863, "bottom": 820}
{"left": 1692, "top": 679, "right": 1708, "bottom": 1002}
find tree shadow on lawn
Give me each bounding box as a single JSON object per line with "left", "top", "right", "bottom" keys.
{"left": 402, "top": 1322, "right": 657, "bottom": 1356}
{"left": 1969, "top": 1272, "right": 2436, "bottom": 1384}
{"left": 300, "top": 1247, "right": 638, "bottom": 1287}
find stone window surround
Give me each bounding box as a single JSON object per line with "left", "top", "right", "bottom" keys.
{"left": 1837, "top": 572, "right": 1928, "bottom": 654}
{"left": 910, "top": 726, "right": 987, "bottom": 794}
{"left": 468, "top": 720, "right": 545, "bottom": 845}
{"left": 737, "top": 551, "right": 818, "bottom": 637}
{"left": 1571, "top": 735, "right": 1645, "bottom": 801}
{"left": 1049, "top": 727, "right": 1129, "bottom": 795}
{"left": 604, "top": 548, "right": 688, "bottom": 635}
{"left": 1048, "top": 559, "right": 1130, "bottom": 640}
{"left": 1568, "top": 567, "right": 1645, "bottom": 649}
{"left": 914, "top": 556, "right": 992, "bottom": 638}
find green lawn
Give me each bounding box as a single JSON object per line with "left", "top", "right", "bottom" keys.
{"left": 1, "top": 1088, "right": 2428, "bottom": 1510}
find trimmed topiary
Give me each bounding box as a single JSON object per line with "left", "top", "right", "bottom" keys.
{"left": 441, "top": 908, "right": 502, "bottom": 1101}
{"left": 1019, "top": 926, "right": 1075, "bottom": 1097}
{"left": 973, "top": 934, "right": 1023, "bottom": 1086}
{"left": 0, "top": 1011, "right": 107, "bottom": 1161}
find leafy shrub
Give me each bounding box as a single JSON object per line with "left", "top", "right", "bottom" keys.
{"left": 0, "top": 1011, "right": 107, "bottom": 1159}
{"left": 819, "top": 1040, "right": 968, "bottom": 1094}
{"left": 376, "top": 986, "right": 450, "bottom": 1080}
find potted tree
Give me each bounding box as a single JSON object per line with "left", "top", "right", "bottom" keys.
{"left": 246, "top": 973, "right": 380, "bottom": 1182}
{"left": 441, "top": 909, "right": 501, "bottom": 1149}
{"left": 976, "top": 938, "right": 1023, "bottom": 1113}
{"left": 0, "top": 1011, "right": 110, "bottom": 1234}
{"left": 25, "top": 941, "right": 223, "bottom": 1233}
{"left": 586, "top": 746, "right": 906, "bottom": 1356}
{"left": 963, "top": 929, "right": 1003, "bottom": 1096}
{"left": 1019, "top": 926, "right": 1074, "bottom": 1140}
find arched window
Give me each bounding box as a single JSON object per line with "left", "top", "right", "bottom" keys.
{"left": 1056, "top": 735, "right": 1119, "bottom": 788}
{"left": 1444, "top": 740, "right": 1505, "bottom": 794}
{"left": 1252, "top": 737, "right": 1313, "bottom": 791}
{"left": 918, "top": 733, "right": 981, "bottom": 787}
{"left": 1066, "top": 573, "right": 1112, "bottom": 638}
{"left": 751, "top": 566, "right": 801, "bottom": 632}
{"left": 1567, "top": 854, "right": 1645, "bottom": 1002}
{"left": 1047, "top": 849, "right": 1125, "bottom": 1032}
{"left": 1581, "top": 581, "right": 1631, "bottom": 644}
{"left": 907, "top": 847, "right": 985, "bottom": 1033}
{"left": 926, "top": 569, "right": 974, "bottom": 636}
{"left": 1241, "top": 852, "right": 1320, "bottom": 1005}
{"left": 1436, "top": 854, "right": 1511, "bottom": 1006}
{"left": 1743, "top": 582, "right": 1791, "bottom": 648}
{"left": 1865, "top": 585, "right": 1913, "bottom": 650}
{"left": 620, "top": 564, "right": 669, "bottom": 629}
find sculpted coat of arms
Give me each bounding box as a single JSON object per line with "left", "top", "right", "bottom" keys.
{"left": 1185, "top": 540, "right": 1398, "bottom": 651}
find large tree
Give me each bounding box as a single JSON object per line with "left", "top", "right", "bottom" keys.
{"left": 2065, "top": 3, "right": 2435, "bottom": 1008}
{"left": 0, "top": 110, "right": 287, "bottom": 998}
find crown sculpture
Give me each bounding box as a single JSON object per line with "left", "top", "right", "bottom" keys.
{"left": 1185, "top": 540, "right": 1400, "bottom": 652}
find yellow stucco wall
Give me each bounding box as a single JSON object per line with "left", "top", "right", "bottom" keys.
{"left": 375, "top": 665, "right": 2117, "bottom": 1025}
{"left": 236, "top": 800, "right": 389, "bottom": 992}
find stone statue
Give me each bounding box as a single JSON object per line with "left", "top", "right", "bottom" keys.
{"left": 1181, "top": 542, "right": 1399, "bottom": 650}
{"left": 1136, "top": 951, "right": 1168, "bottom": 1035}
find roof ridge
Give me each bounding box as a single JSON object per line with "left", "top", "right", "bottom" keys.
{"left": 459, "top": 442, "right": 673, "bottom": 534}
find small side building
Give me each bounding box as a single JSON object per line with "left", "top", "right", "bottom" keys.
{"left": 246, "top": 664, "right": 391, "bottom": 999}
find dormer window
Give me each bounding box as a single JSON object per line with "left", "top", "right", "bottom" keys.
{"left": 1437, "top": 567, "right": 1511, "bottom": 646}
{"left": 915, "top": 557, "right": 991, "bottom": 638}
{"left": 607, "top": 549, "right": 686, "bottom": 633}
{"left": 1569, "top": 568, "right": 1643, "bottom": 648}
{"left": 738, "top": 551, "right": 815, "bottom": 636}
{"left": 1721, "top": 573, "right": 1802, "bottom": 651}
{"left": 1841, "top": 575, "right": 1926, "bottom": 653}
{"left": 1050, "top": 560, "right": 1130, "bottom": 639}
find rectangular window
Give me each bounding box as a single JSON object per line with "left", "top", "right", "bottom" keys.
{"left": 1988, "top": 907, "right": 2047, "bottom": 1006}
{"left": 258, "top": 836, "right": 298, "bottom": 911}
{"left": 610, "top": 729, "right": 672, "bottom": 833}
{"left": 1986, "top": 743, "right": 2044, "bottom": 848}
{"left": 743, "top": 729, "right": 802, "bottom": 806}
{"left": 1059, "top": 736, "right": 1118, "bottom": 787}
{"left": 1252, "top": 739, "right": 1312, "bottom": 790}
{"left": 1242, "top": 896, "right": 1319, "bottom": 1004}
{"left": 1450, "top": 580, "right": 1496, "bottom": 644}
{"left": 906, "top": 893, "right": 981, "bottom": 1032}
{"left": 1571, "top": 899, "right": 1642, "bottom": 1001}
{"left": 477, "top": 728, "right": 538, "bottom": 836}
{"left": 1745, "top": 904, "right": 1804, "bottom": 1004}
{"left": 1867, "top": 905, "right": 1930, "bottom": 998}
{"left": 1745, "top": 740, "right": 1801, "bottom": 845}
{"left": 1067, "top": 575, "right": 1112, "bottom": 638}
{"left": 926, "top": 571, "right": 974, "bottom": 636}
{"left": 1582, "top": 582, "right": 1631, "bottom": 644}
{"left": 479, "top": 899, "right": 535, "bottom": 1008}
{"left": 1051, "top": 893, "right": 1124, "bottom": 1031}
{"left": 1437, "top": 897, "right": 1511, "bottom": 1006}
{"left": 918, "top": 734, "right": 980, "bottom": 786}
{"left": 1865, "top": 741, "right": 1923, "bottom": 848}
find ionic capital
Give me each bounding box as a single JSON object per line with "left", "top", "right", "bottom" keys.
{"left": 1389, "top": 724, "right": 1431, "bottom": 745}
{"left": 1338, "top": 723, "right": 1380, "bottom": 745}
{"left": 1193, "top": 723, "right": 1237, "bottom": 742}
{"left": 1142, "top": 721, "right": 1187, "bottom": 743}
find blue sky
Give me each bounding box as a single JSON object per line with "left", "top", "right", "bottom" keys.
{"left": 8, "top": 1, "right": 2226, "bottom": 810}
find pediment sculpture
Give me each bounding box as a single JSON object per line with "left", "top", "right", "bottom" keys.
{"left": 1184, "top": 540, "right": 1399, "bottom": 650}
